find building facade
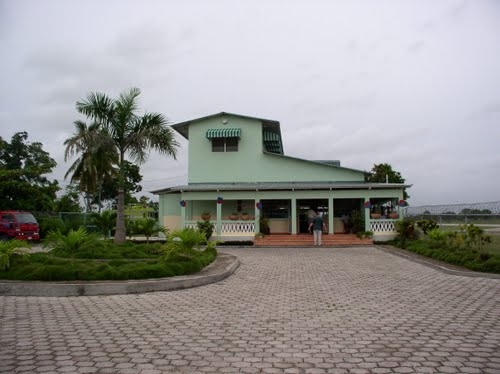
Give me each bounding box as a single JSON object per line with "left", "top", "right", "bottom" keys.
{"left": 153, "top": 112, "right": 410, "bottom": 241}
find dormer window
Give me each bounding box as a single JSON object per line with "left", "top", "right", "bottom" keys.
{"left": 206, "top": 128, "right": 241, "bottom": 153}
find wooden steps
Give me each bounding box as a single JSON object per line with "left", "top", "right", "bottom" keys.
{"left": 254, "top": 234, "right": 373, "bottom": 247}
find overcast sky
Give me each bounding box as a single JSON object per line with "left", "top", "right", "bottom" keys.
{"left": 1, "top": 0, "right": 499, "bottom": 206}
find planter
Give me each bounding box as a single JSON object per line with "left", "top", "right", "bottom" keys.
{"left": 370, "top": 213, "right": 381, "bottom": 219}
{"left": 388, "top": 213, "right": 399, "bottom": 219}
{"left": 229, "top": 215, "right": 239, "bottom": 220}
{"left": 241, "top": 215, "right": 252, "bottom": 221}
{"left": 201, "top": 214, "right": 211, "bottom": 221}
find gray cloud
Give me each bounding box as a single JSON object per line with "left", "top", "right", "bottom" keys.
{"left": 1, "top": 0, "right": 499, "bottom": 205}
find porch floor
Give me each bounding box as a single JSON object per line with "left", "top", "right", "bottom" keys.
{"left": 254, "top": 234, "right": 373, "bottom": 247}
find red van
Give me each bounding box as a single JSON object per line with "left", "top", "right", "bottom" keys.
{"left": 0, "top": 211, "right": 40, "bottom": 241}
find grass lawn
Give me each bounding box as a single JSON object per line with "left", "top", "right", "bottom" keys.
{"left": 0, "top": 244, "right": 217, "bottom": 281}
{"left": 439, "top": 226, "right": 500, "bottom": 255}
{"left": 485, "top": 234, "right": 500, "bottom": 256}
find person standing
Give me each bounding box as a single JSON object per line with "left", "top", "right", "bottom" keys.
{"left": 309, "top": 212, "right": 327, "bottom": 246}
{"left": 307, "top": 209, "right": 316, "bottom": 235}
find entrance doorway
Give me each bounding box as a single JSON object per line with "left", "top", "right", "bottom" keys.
{"left": 333, "top": 198, "right": 364, "bottom": 234}
{"left": 296, "top": 199, "right": 328, "bottom": 233}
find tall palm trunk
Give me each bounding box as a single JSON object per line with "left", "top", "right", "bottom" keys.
{"left": 114, "top": 152, "right": 127, "bottom": 244}
{"left": 114, "top": 187, "right": 126, "bottom": 244}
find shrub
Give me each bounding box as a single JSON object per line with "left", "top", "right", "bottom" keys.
{"left": 0, "top": 240, "right": 30, "bottom": 271}
{"left": 416, "top": 219, "right": 439, "bottom": 235}
{"left": 459, "top": 224, "right": 491, "bottom": 252}
{"left": 43, "top": 227, "right": 103, "bottom": 258}
{"left": 427, "top": 228, "right": 448, "bottom": 248}
{"left": 197, "top": 220, "right": 214, "bottom": 241}
{"left": 395, "top": 219, "right": 416, "bottom": 248}
{"left": 160, "top": 228, "right": 207, "bottom": 261}
{"left": 91, "top": 210, "right": 117, "bottom": 239}
{"left": 134, "top": 219, "right": 167, "bottom": 243}
{"left": 38, "top": 217, "right": 67, "bottom": 238}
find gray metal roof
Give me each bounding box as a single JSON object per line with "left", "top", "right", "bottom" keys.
{"left": 172, "top": 112, "right": 280, "bottom": 140}
{"left": 151, "top": 182, "right": 412, "bottom": 195}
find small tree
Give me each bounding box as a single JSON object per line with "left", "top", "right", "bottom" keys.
{"left": 0, "top": 240, "right": 30, "bottom": 271}
{"left": 91, "top": 210, "right": 117, "bottom": 239}
{"left": 197, "top": 220, "right": 214, "bottom": 241}
{"left": 134, "top": 219, "right": 166, "bottom": 244}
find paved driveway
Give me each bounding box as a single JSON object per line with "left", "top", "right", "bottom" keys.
{"left": 1, "top": 247, "right": 499, "bottom": 374}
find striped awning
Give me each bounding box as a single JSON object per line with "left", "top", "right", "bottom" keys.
{"left": 263, "top": 131, "right": 283, "bottom": 154}
{"left": 206, "top": 128, "right": 241, "bottom": 139}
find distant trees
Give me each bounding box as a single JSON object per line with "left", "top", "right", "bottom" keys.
{"left": 365, "top": 163, "right": 409, "bottom": 200}
{"left": 0, "top": 132, "right": 59, "bottom": 211}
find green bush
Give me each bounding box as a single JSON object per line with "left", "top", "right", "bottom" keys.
{"left": 133, "top": 219, "right": 166, "bottom": 243}
{"left": 416, "top": 219, "right": 439, "bottom": 235}
{"left": 38, "top": 217, "right": 67, "bottom": 238}
{"left": 91, "top": 211, "right": 117, "bottom": 239}
{"left": 0, "top": 246, "right": 217, "bottom": 281}
{"left": 161, "top": 228, "right": 208, "bottom": 261}
{"left": 395, "top": 219, "right": 416, "bottom": 248}
{"left": 43, "top": 227, "right": 103, "bottom": 258}
{"left": 427, "top": 228, "right": 448, "bottom": 248}
{"left": 0, "top": 240, "right": 30, "bottom": 271}
{"left": 197, "top": 220, "right": 214, "bottom": 240}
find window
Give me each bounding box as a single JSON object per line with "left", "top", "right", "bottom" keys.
{"left": 262, "top": 201, "right": 289, "bottom": 219}
{"left": 212, "top": 138, "right": 225, "bottom": 152}
{"left": 212, "top": 138, "right": 238, "bottom": 152}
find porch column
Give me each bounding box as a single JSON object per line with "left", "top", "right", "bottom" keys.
{"left": 328, "top": 198, "right": 334, "bottom": 234}
{"left": 364, "top": 197, "right": 371, "bottom": 232}
{"left": 216, "top": 201, "right": 222, "bottom": 237}
{"left": 254, "top": 200, "right": 260, "bottom": 234}
{"left": 291, "top": 197, "right": 297, "bottom": 234}
{"left": 180, "top": 200, "right": 186, "bottom": 229}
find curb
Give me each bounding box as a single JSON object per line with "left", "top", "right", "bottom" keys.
{"left": 0, "top": 252, "right": 240, "bottom": 297}
{"left": 375, "top": 245, "right": 500, "bottom": 279}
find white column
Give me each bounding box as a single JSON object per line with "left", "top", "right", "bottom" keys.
{"left": 328, "top": 198, "right": 334, "bottom": 234}
{"left": 291, "top": 197, "right": 297, "bottom": 234}
{"left": 216, "top": 202, "right": 222, "bottom": 236}
{"left": 365, "top": 198, "right": 371, "bottom": 232}
{"left": 254, "top": 200, "right": 260, "bottom": 234}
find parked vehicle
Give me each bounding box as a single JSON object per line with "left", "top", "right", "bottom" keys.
{"left": 0, "top": 211, "right": 40, "bottom": 241}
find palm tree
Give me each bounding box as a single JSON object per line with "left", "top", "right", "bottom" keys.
{"left": 74, "top": 87, "right": 178, "bottom": 244}
{"left": 64, "top": 121, "right": 117, "bottom": 212}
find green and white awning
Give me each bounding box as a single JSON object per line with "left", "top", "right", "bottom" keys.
{"left": 263, "top": 131, "right": 283, "bottom": 154}
{"left": 206, "top": 128, "right": 241, "bottom": 139}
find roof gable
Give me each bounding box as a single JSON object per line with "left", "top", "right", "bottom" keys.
{"left": 172, "top": 112, "right": 280, "bottom": 140}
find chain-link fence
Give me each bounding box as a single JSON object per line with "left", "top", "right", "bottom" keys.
{"left": 403, "top": 201, "right": 500, "bottom": 227}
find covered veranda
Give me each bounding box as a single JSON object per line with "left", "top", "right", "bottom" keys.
{"left": 156, "top": 182, "right": 408, "bottom": 242}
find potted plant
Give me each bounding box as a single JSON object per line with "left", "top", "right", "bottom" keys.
{"left": 370, "top": 206, "right": 381, "bottom": 219}
{"left": 201, "top": 211, "right": 211, "bottom": 221}
{"left": 240, "top": 212, "right": 250, "bottom": 220}
{"left": 229, "top": 212, "right": 239, "bottom": 220}
{"left": 388, "top": 211, "right": 399, "bottom": 219}
{"left": 260, "top": 217, "right": 270, "bottom": 235}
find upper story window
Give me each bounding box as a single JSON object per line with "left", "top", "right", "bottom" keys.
{"left": 207, "top": 128, "right": 241, "bottom": 152}
{"left": 212, "top": 137, "right": 238, "bottom": 152}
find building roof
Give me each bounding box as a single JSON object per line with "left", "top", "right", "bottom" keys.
{"left": 172, "top": 112, "right": 280, "bottom": 140}
{"left": 151, "top": 182, "right": 412, "bottom": 195}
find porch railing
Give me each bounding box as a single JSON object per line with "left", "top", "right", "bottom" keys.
{"left": 185, "top": 220, "right": 255, "bottom": 234}
{"left": 370, "top": 219, "right": 397, "bottom": 232}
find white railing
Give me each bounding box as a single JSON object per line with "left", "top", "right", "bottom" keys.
{"left": 221, "top": 220, "right": 255, "bottom": 233}
{"left": 370, "top": 219, "right": 397, "bottom": 232}
{"left": 184, "top": 220, "right": 255, "bottom": 234}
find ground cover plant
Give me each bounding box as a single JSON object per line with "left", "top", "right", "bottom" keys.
{"left": 0, "top": 228, "right": 217, "bottom": 281}
{"left": 393, "top": 219, "right": 500, "bottom": 274}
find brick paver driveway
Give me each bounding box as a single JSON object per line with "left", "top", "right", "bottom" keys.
{"left": 1, "top": 247, "right": 499, "bottom": 374}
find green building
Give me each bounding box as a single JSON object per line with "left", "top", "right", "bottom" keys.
{"left": 152, "top": 112, "right": 410, "bottom": 241}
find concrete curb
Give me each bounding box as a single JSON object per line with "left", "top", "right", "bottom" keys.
{"left": 0, "top": 252, "right": 240, "bottom": 297}
{"left": 376, "top": 245, "right": 500, "bottom": 279}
